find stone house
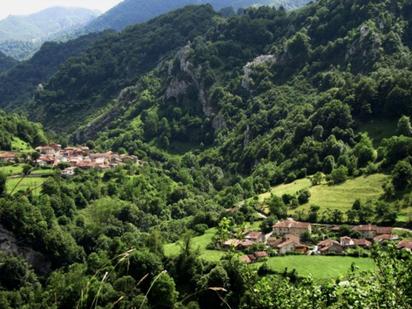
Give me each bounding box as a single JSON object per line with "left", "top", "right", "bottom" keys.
{"left": 318, "top": 239, "right": 344, "bottom": 254}
{"left": 272, "top": 219, "right": 311, "bottom": 237}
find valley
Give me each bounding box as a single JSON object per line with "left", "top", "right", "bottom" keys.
{"left": 0, "top": 0, "right": 411, "bottom": 308}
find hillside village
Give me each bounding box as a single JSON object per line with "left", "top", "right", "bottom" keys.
{"left": 35, "top": 144, "right": 142, "bottom": 175}
{"left": 0, "top": 144, "right": 142, "bottom": 176}
{"left": 218, "top": 219, "right": 412, "bottom": 264}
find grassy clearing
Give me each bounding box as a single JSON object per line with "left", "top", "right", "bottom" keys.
{"left": 358, "top": 119, "right": 397, "bottom": 145}
{"left": 258, "top": 174, "right": 388, "bottom": 214}
{"left": 255, "top": 256, "right": 375, "bottom": 281}
{"left": 164, "top": 228, "right": 226, "bottom": 262}
{"left": 397, "top": 207, "right": 412, "bottom": 223}
{"left": 11, "top": 137, "right": 32, "bottom": 152}
{"left": 6, "top": 177, "right": 46, "bottom": 195}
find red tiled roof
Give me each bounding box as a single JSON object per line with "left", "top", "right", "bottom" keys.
{"left": 376, "top": 227, "right": 393, "bottom": 235}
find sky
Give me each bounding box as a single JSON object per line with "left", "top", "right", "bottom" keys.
{"left": 0, "top": 0, "right": 123, "bottom": 19}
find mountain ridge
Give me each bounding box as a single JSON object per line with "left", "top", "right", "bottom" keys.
{"left": 85, "top": 0, "right": 311, "bottom": 32}
{"left": 0, "top": 7, "right": 99, "bottom": 60}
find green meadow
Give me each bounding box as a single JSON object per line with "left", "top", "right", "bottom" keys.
{"left": 258, "top": 174, "right": 388, "bottom": 214}
{"left": 255, "top": 255, "right": 375, "bottom": 281}
{"left": 6, "top": 177, "right": 46, "bottom": 195}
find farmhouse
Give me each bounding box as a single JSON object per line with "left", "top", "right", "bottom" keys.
{"left": 340, "top": 236, "right": 371, "bottom": 248}
{"left": 352, "top": 225, "right": 393, "bottom": 239}
{"left": 268, "top": 234, "right": 308, "bottom": 255}
{"left": 244, "top": 231, "right": 265, "bottom": 243}
{"left": 318, "top": 239, "right": 344, "bottom": 254}
{"left": 0, "top": 151, "right": 17, "bottom": 163}
{"left": 273, "top": 219, "right": 311, "bottom": 236}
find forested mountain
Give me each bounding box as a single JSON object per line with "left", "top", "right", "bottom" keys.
{"left": 27, "top": 5, "right": 219, "bottom": 132}
{"left": 85, "top": 0, "right": 310, "bottom": 32}
{"left": 0, "top": 7, "right": 99, "bottom": 60}
{"left": 0, "top": 32, "right": 110, "bottom": 110}
{"left": 0, "top": 0, "right": 412, "bottom": 308}
{"left": 0, "top": 51, "right": 16, "bottom": 73}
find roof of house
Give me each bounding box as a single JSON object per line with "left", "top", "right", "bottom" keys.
{"left": 398, "top": 240, "right": 412, "bottom": 250}
{"left": 245, "top": 231, "right": 263, "bottom": 239}
{"left": 273, "top": 219, "right": 311, "bottom": 229}
{"left": 254, "top": 251, "right": 268, "bottom": 258}
{"left": 373, "top": 234, "right": 398, "bottom": 242}
{"left": 352, "top": 224, "right": 377, "bottom": 232}
{"left": 376, "top": 227, "right": 393, "bottom": 234}
{"left": 239, "top": 255, "right": 252, "bottom": 264}
{"left": 223, "top": 239, "right": 241, "bottom": 247}
{"left": 318, "top": 239, "right": 341, "bottom": 248}
{"left": 239, "top": 240, "right": 255, "bottom": 247}
{"left": 0, "top": 151, "right": 17, "bottom": 159}
{"left": 353, "top": 239, "right": 372, "bottom": 247}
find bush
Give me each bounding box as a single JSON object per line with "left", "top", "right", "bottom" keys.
{"left": 297, "top": 189, "right": 311, "bottom": 204}
{"left": 330, "top": 166, "right": 348, "bottom": 184}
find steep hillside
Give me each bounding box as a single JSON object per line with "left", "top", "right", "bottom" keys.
{"left": 29, "top": 5, "right": 219, "bottom": 132}
{"left": 0, "top": 7, "right": 99, "bottom": 60}
{"left": 85, "top": 0, "right": 310, "bottom": 32}
{"left": 0, "top": 51, "right": 16, "bottom": 73}
{"left": 0, "top": 32, "right": 110, "bottom": 111}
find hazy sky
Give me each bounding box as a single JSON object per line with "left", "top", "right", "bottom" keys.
{"left": 0, "top": 0, "right": 123, "bottom": 19}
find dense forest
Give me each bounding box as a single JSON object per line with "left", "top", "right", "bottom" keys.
{"left": 0, "top": 32, "right": 110, "bottom": 110}
{"left": 0, "top": 51, "right": 16, "bottom": 73}
{"left": 0, "top": 0, "right": 412, "bottom": 308}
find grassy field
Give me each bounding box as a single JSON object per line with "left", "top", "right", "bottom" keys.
{"left": 164, "top": 228, "right": 226, "bottom": 262}
{"left": 0, "top": 164, "right": 24, "bottom": 176}
{"left": 6, "top": 177, "right": 46, "bottom": 195}
{"left": 258, "top": 174, "right": 388, "bottom": 214}
{"left": 0, "top": 165, "right": 56, "bottom": 177}
{"left": 255, "top": 256, "right": 375, "bottom": 281}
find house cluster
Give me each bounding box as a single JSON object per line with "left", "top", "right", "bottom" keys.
{"left": 35, "top": 144, "right": 141, "bottom": 175}
{"left": 223, "top": 219, "right": 312, "bottom": 264}
{"left": 221, "top": 219, "right": 411, "bottom": 264}
{"left": 0, "top": 151, "right": 17, "bottom": 163}
{"left": 318, "top": 224, "right": 407, "bottom": 254}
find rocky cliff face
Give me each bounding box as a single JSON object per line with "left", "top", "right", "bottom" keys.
{"left": 166, "top": 43, "right": 227, "bottom": 130}
{"left": 0, "top": 225, "right": 51, "bottom": 275}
